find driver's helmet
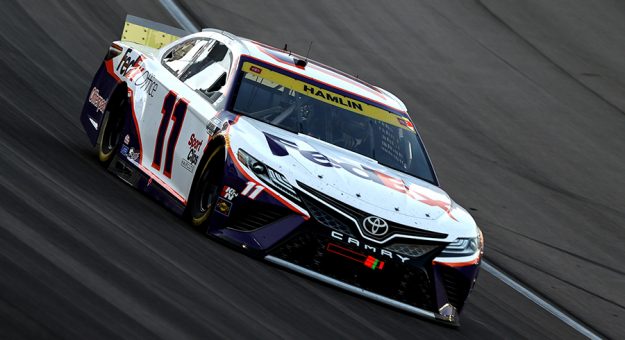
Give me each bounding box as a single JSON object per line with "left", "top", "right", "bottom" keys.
{"left": 338, "top": 114, "right": 369, "bottom": 149}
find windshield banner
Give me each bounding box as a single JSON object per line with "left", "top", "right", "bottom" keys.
{"left": 242, "top": 62, "right": 415, "bottom": 131}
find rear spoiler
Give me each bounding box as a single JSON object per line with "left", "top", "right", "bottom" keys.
{"left": 121, "top": 15, "right": 189, "bottom": 49}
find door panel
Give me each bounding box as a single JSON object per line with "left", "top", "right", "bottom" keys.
{"left": 131, "top": 36, "right": 235, "bottom": 202}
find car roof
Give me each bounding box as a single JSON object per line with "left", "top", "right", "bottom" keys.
{"left": 198, "top": 29, "right": 409, "bottom": 114}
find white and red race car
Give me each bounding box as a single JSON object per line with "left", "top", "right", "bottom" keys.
{"left": 81, "top": 16, "right": 483, "bottom": 325}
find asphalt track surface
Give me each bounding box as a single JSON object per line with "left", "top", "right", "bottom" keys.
{"left": 0, "top": 0, "right": 623, "bottom": 338}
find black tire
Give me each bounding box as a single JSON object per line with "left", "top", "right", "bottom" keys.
{"left": 96, "top": 91, "right": 126, "bottom": 166}
{"left": 186, "top": 145, "right": 225, "bottom": 228}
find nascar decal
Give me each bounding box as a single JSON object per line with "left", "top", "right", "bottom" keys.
{"left": 243, "top": 62, "right": 415, "bottom": 131}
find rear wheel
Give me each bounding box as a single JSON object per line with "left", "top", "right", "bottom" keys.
{"left": 97, "top": 91, "right": 127, "bottom": 165}
{"left": 186, "top": 145, "right": 225, "bottom": 227}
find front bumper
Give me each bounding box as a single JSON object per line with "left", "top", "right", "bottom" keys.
{"left": 258, "top": 186, "right": 477, "bottom": 325}
{"left": 211, "top": 154, "right": 478, "bottom": 325}
{"left": 263, "top": 218, "right": 478, "bottom": 326}
{"left": 265, "top": 255, "right": 440, "bottom": 321}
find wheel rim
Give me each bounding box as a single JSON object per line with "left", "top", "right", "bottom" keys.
{"left": 101, "top": 97, "right": 126, "bottom": 155}
{"left": 199, "top": 177, "right": 216, "bottom": 213}
{"left": 196, "top": 162, "right": 220, "bottom": 217}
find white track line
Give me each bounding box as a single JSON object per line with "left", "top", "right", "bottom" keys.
{"left": 482, "top": 261, "right": 601, "bottom": 339}
{"left": 158, "top": 0, "right": 199, "bottom": 32}
{"left": 157, "top": 2, "right": 602, "bottom": 338}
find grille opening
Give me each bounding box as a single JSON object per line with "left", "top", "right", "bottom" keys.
{"left": 385, "top": 243, "right": 440, "bottom": 258}
{"left": 297, "top": 182, "right": 448, "bottom": 240}
{"left": 300, "top": 196, "right": 355, "bottom": 236}
{"left": 270, "top": 229, "right": 438, "bottom": 311}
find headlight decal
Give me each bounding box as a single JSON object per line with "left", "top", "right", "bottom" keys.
{"left": 227, "top": 146, "right": 309, "bottom": 218}
{"left": 439, "top": 238, "right": 479, "bottom": 257}
{"left": 433, "top": 228, "right": 483, "bottom": 267}
{"left": 237, "top": 148, "right": 301, "bottom": 204}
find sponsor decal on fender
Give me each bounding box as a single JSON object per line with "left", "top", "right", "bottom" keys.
{"left": 221, "top": 186, "right": 239, "bottom": 200}
{"left": 215, "top": 197, "right": 232, "bottom": 216}
{"left": 128, "top": 148, "right": 140, "bottom": 162}
{"left": 206, "top": 117, "right": 223, "bottom": 136}
{"left": 116, "top": 48, "right": 158, "bottom": 97}
{"left": 134, "top": 70, "right": 158, "bottom": 97}
{"left": 181, "top": 133, "right": 203, "bottom": 172}
{"left": 120, "top": 145, "right": 140, "bottom": 162}
{"left": 117, "top": 49, "right": 140, "bottom": 77}
{"left": 89, "top": 87, "right": 107, "bottom": 114}
{"left": 121, "top": 145, "right": 129, "bottom": 156}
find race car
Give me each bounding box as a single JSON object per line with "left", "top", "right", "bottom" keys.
{"left": 80, "top": 15, "right": 484, "bottom": 325}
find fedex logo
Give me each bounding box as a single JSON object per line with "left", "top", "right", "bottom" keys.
{"left": 264, "top": 133, "right": 456, "bottom": 220}
{"left": 117, "top": 49, "right": 144, "bottom": 80}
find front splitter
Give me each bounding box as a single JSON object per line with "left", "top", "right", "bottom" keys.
{"left": 265, "top": 255, "right": 459, "bottom": 326}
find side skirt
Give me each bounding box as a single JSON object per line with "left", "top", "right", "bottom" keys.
{"left": 108, "top": 154, "right": 186, "bottom": 216}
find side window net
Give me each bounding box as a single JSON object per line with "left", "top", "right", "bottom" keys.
{"left": 162, "top": 39, "right": 213, "bottom": 77}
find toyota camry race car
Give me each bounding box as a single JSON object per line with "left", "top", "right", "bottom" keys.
{"left": 80, "top": 16, "right": 484, "bottom": 325}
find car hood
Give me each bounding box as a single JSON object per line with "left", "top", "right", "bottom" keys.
{"left": 230, "top": 117, "right": 476, "bottom": 237}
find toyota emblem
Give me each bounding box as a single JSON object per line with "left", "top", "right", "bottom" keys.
{"left": 362, "top": 216, "right": 389, "bottom": 237}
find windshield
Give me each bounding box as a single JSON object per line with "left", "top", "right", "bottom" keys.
{"left": 231, "top": 61, "right": 437, "bottom": 184}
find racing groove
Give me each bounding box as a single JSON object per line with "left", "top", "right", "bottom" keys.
{"left": 0, "top": 0, "right": 623, "bottom": 338}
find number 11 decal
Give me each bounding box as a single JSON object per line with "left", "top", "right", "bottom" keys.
{"left": 152, "top": 91, "right": 188, "bottom": 178}
{"left": 241, "top": 181, "right": 264, "bottom": 199}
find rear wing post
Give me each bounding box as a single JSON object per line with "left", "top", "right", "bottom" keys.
{"left": 121, "top": 15, "right": 189, "bottom": 49}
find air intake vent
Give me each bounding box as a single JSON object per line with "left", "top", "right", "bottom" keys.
{"left": 300, "top": 196, "right": 354, "bottom": 236}
{"left": 227, "top": 202, "right": 291, "bottom": 232}
{"left": 439, "top": 265, "right": 472, "bottom": 312}
{"left": 385, "top": 243, "right": 439, "bottom": 258}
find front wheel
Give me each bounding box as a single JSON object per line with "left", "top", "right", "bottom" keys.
{"left": 186, "top": 145, "right": 225, "bottom": 228}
